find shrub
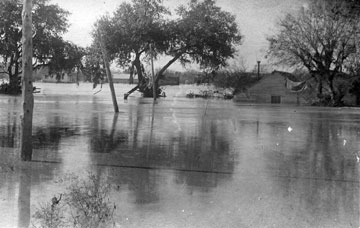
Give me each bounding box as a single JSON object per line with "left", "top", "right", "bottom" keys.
{"left": 32, "top": 172, "right": 116, "bottom": 228}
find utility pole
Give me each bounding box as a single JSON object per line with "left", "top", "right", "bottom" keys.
{"left": 20, "top": 0, "right": 34, "bottom": 161}
{"left": 98, "top": 29, "right": 119, "bottom": 113}
{"left": 150, "top": 44, "right": 156, "bottom": 101}
{"left": 257, "top": 61, "right": 261, "bottom": 79}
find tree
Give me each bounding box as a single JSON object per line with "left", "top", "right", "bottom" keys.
{"left": 324, "top": 0, "right": 360, "bottom": 105}
{"left": 326, "top": 0, "right": 360, "bottom": 17}
{"left": 156, "top": 0, "right": 242, "bottom": 82}
{"left": 47, "top": 40, "right": 85, "bottom": 77}
{"left": 267, "top": 1, "right": 360, "bottom": 106}
{"left": 81, "top": 44, "right": 106, "bottom": 86}
{"left": 92, "top": 0, "right": 169, "bottom": 98}
{"left": 0, "top": 0, "right": 69, "bottom": 93}
{"left": 93, "top": 0, "right": 242, "bottom": 98}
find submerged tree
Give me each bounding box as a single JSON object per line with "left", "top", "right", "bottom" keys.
{"left": 267, "top": 1, "right": 360, "bottom": 106}
{"left": 91, "top": 0, "right": 242, "bottom": 98}
{"left": 91, "top": 0, "right": 169, "bottom": 98}
{"left": 0, "top": 0, "right": 70, "bottom": 93}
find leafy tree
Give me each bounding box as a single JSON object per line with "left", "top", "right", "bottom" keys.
{"left": 92, "top": 0, "right": 169, "bottom": 93}
{"left": 0, "top": 0, "right": 70, "bottom": 93}
{"left": 267, "top": 1, "right": 360, "bottom": 106}
{"left": 47, "top": 41, "right": 85, "bottom": 76}
{"left": 157, "top": 0, "right": 242, "bottom": 81}
{"left": 92, "top": 0, "right": 242, "bottom": 97}
{"left": 81, "top": 43, "right": 106, "bottom": 87}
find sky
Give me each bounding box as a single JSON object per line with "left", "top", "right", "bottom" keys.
{"left": 50, "top": 0, "right": 306, "bottom": 72}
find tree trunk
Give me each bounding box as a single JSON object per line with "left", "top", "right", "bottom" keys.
{"left": 328, "top": 77, "right": 336, "bottom": 104}
{"left": 328, "top": 74, "right": 343, "bottom": 106}
{"left": 124, "top": 85, "right": 139, "bottom": 99}
{"left": 150, "top": 44, "right": 156, "bottom": 101}
{"left": 98, "top": 29, "right": 119, "bottom": 113}
{"left": 20, "top": 0, "right": 34, "bottom": 161}
{"left": 124, "top": 53, "right": 182, "bottom": 98}
{"left": 129, "top": 61, "right": 134, "bottom": 84}
{"left": 155, "top": 53, "right": 182, "bottom": 84}
{"left": 134, "top": 56, "right": 144, "bottom": 85}
{"left": 317, "top": 77, "right": 323, "bottom": 98}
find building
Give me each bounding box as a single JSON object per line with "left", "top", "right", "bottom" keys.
{"left": 35, "top": 66, "right": 83, "bottom": 83}
{"left": 234, "top": 71, "right": 308, "bottom": 104}
{"left": 112, "top": 73, "right": 138, "bottom": 84}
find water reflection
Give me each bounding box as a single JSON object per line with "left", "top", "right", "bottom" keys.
{"left": 0, "top": 113, "right": 18, "bottom": 148}
{"left": 88, "top": 113, "right": 128, "bottom": 153}
{"left": 17, "top": 168, "right": 31, "bottom": 228}
{"left": 259, "top": 110, "right": 360, "bottom": 226}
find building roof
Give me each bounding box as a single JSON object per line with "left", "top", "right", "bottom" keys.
{"left": 271, "top": 70, "right": 301, "bottom": 82}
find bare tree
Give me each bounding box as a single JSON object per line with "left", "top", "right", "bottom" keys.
{"left": 267, "top": 1, "right": 359, "bottom": 105}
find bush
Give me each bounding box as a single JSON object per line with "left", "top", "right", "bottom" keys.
{"left": 0, "top": 82, "right": 21, "bottom": 95}
{"left": 212, "top": 71, "right": 260, "bottom": 94}
{"left": 32, "top": 172, "right": 116, "bottom": 228}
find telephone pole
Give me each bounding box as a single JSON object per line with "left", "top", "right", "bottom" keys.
{"left": 20, "top": 0, "right": 34, "bottom": 161}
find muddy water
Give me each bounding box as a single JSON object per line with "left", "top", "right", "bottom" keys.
{"left": 0, "top": 83, "right": 359, "bottom": 228}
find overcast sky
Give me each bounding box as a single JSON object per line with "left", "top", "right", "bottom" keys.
{"left": 50, "top": 0, "right": 305, "bottom": 71}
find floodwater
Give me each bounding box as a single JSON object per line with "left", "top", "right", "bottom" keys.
{"left": 0, "top": 83, "right": 359, "bottom": 228}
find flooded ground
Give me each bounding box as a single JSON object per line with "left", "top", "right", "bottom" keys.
{"left": 0, "top": 83, "right": 359, "bottom": 228}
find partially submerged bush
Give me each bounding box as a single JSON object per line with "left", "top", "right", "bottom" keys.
{"left": 0, "top": 82, "right": 21, "bottom": 95}
{"left": 32, "top": 172, "right": 116, "bottom": 228}
{"left": 32, "top": 196, "right": 66, "bottom": 228}
{"left": 66, "top": 173, "right": 115, "bottom": 228}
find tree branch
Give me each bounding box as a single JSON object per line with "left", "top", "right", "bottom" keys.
{"left": 155, "top": 52, "right": 183, "bottom": 83}
{"left": 0, "top": 71, "right": 9, "bottom": 75}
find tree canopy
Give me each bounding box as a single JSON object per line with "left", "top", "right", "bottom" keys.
{"left": 47, "top": 41, "right": 85, "bottom": 75}
{"left": 168, "top": 0, "right": 242, "bottom": 71}
{"left": 267, "top": 0, "right": 360, "bottom": 105}
{"left": 0, "top": 0, "right": 83, "bottom": 93}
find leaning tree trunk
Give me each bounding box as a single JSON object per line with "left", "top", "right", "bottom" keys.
{"left": 20, "top": 0, "right": 34, "bottom": 161}
{"left": 124, "top": 57, "right": 146, "bottom": 99}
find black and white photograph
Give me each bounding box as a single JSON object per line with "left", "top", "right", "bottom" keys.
{"left": 0, "top": 0, "right": 359, "bottom": 227}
